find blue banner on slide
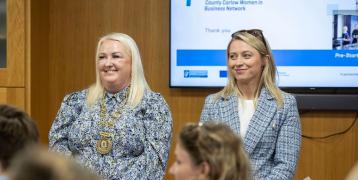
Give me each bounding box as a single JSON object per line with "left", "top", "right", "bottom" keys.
{"left": 177, "top": 49, "right": 358, "bottom": 66}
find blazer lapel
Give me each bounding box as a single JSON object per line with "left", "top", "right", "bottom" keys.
{"left": 244, "top": 88, "right": 277, "bottom": 154}
{"left": 218, "top": 94, "right": 241, "bottom": 135}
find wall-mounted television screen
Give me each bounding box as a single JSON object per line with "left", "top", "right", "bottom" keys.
{"left": 170, "top": 0, "right": 358, "bottom": 89}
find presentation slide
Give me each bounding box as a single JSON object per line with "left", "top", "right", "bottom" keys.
{"left": 170, "top": 0, "right": 358, "bottom": 87}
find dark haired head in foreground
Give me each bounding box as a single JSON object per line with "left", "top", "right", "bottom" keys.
{"left": 0, "top": 104, "right": 39, "bottom": 173}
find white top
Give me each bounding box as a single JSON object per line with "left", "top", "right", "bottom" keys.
{"left": 238, "top": 98, "right": 255, "bottom": 138}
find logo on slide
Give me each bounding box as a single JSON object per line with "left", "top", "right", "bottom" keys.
{"left": 186, "top": 0, "right": 191, "bottom": 6}
{"left": 184, "top": 70, "right": 208, "bottom": 78}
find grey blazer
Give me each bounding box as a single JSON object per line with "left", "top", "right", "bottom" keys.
{"left": 200, "top": 88, "right": 301, "bottom": 180}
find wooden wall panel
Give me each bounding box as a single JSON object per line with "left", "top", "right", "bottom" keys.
{"left": 0, "top": 88, "right": 25, "bottom": 110}
{"left": 295, "top": 112, "right": 358, "bottom": 180}
{"left": 29, "top": 0, "right": 50, "bottom": 143}
{"left": 27, "top": 0, "right": 358, "bottom": 179}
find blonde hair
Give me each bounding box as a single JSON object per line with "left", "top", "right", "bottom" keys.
{"left": 86, "top": 33, "right": 150, "bottom": 107}
{"left": 219, "top": 30, "right": 283, "bottom": 108}
{"left": 179, "top": 122, "right": 251, "bottom": 180}
{"left": 9, "top": 146, "right": 100, "bottom": 180}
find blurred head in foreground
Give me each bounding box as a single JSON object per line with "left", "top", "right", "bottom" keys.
{"left": 8, "top": 146, "right": 101, "bottom": 180}
{"left": 169, "top": 122, "right": 251, "bottom": 180}
{"left": 0, "top": 104, "right": 39, "bottom": 173}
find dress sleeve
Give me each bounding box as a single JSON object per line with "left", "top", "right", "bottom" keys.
{"left": 115, "top": 93, "right": 173, "bottom": 179}
{"left": 267, "top": 95, "right": 302, "bottom": 180}
{"left": 48, "top": 93, "right": 83, "bottom": 156}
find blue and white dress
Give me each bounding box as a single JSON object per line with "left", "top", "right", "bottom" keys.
{"left": 49, "top": 87, "right": 173, "bottom": 180}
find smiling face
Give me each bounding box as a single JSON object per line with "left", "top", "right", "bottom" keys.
{"left": 97, "top": 40, "right": 132, "bottom": 93}
{"left": 228, "top": 40, "right": 266, "bottom": 86}
{"left": 343, "top": 26, "right": 348, "bottom": 33}
{"left": 169, "top": 143, "right": 204, "bottom": 180}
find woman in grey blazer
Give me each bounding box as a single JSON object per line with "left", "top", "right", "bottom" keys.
{"left": 200, "top": 29, "right": 301, "bottom": 180}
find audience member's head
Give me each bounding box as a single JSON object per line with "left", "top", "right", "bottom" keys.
{"left": 343, "top": 25, "right": 348, "bottom": 33}
{"left": 8, "top": 146, "right": 101, "bottom": 180}
{"left": 0, "top": 104, "right": 39, "bottom": 173}
{"left": 169, "top": 122, "right": 251, "bottom": 180}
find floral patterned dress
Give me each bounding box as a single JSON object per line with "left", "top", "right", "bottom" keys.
{"left": 49, "top": 87, "right": 173, "bottom": 180}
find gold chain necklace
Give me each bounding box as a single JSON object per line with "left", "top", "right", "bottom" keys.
{"left": 96, "top": 90, "right": 128, "bottom": 155}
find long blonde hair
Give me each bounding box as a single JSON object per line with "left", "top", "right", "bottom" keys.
{"left": 86, "top": 33, "right": 150, "bottom": 107}
{"left": 219, "top": 29, "right": 283, "bottom": 108}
